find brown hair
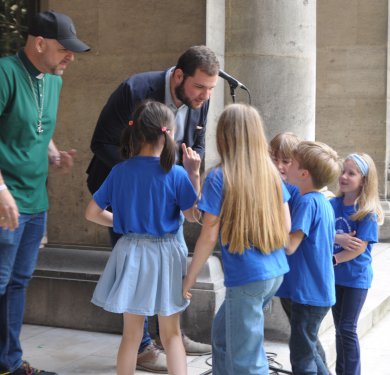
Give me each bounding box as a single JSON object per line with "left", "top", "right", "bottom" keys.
{"left": 174, "top": 45, "right": 220, "bottom": 77}
{"left": 120, "top": 100, "right": 176, "bottom": 172}
{"left": 270, "top": 132, "right": 301, "bottom": 160}
{"left": 293, "top": 141, "right": 341, "bottom": 189}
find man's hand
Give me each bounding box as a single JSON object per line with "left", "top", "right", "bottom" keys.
{"left": 0, "top": 189, "right": 19, "bottom": 230}
{"left": 50, "top": 149, "right": 77, "bottom": 175}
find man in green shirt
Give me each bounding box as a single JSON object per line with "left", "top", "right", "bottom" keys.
{"left": 0, "top": 11, "right": 89, "bottom": 375}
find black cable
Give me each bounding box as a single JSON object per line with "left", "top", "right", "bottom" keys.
{"left": 198, "top": 351, "right": 293, "bottom": 375}
{"left": 267, "top": 351, "right": 293, "bottom": 375}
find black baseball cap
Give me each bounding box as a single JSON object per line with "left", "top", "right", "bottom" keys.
{"left": 29, "top": 11, "right": 90, "bottom": 52}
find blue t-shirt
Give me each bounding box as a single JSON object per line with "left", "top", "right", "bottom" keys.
{"left": 330, "top": 196, "right": 378, "bottom": 289}
{"left": 93, "top": 156, "right": 197, "bottom": 236}
{"left": 277, "top": 192, "right": 336, "bottom": 307}
{"left": 285, "top": 181, "right": 300, "bottom": 214}
{"left": 198, "top": 167, "right": 290, "bottom": 288}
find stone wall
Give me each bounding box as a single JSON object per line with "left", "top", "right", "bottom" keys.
{"left": 316, "top": 0, "right": 388, "bottom": 196}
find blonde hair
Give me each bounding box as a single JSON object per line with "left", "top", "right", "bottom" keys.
{"left": 270, "top": 132, "right": 301, "bottom": 159}
{"left": 216, "top": 104, "right": 288, "bottom": 254}
{"left": 339, "top": 153, "right": 384, "bottom": 224}
{"left": 294, "top": 141, "right": 341, "bottom": 189}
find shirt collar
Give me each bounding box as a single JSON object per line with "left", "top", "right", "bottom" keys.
{"left": 165, "top": 67, "right": 186, "bottom": 112}
{"left": 17, "top": 49, "right": 45, "bottom": 80}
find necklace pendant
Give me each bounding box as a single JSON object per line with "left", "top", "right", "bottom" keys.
{"left": 37, "top": 122, "right": 43, "bottom": 134}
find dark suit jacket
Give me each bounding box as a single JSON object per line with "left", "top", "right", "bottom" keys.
{"left": 86, "top": 70, "right": 210, "bottom": 194}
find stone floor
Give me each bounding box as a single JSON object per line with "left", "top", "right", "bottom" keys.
{"left": 18, "top": 311, "right": 390, "bottom": 374}
{"left": 19, "top": 323, "right": 292, "bottom": 374}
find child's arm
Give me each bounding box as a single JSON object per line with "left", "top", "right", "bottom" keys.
{"left": 285, "top": 230, "right": 305, "bottom": 255}
{"left": 333, "top": 232, "right": 367, "bottom": 264}
{"left": 85, "top": 199, "right": 113, "bottom": 227}
{"left": 183, "top": 206, "right": 201, "bottom": 223}
{"left": 335, "top": 231, "right": 364, "bottom": 252}
{"left": 284, "top": 202, "right": 292, "bottom": 234}
{"left": 183, "top": 212, "right": 220, "bottom": 299}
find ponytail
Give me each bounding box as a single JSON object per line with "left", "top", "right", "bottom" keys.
{"left": 160, "top": 132, "right": 176, "bottom": 172}
{"left": 120, "top": 120, "right": 143, "bottom": 159}
{"left": 119, "top": 100, "right": 176, "bottom": 172}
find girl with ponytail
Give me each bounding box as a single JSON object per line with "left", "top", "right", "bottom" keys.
{"left": 86, "top": 100, "right": 200, "bottom": 375}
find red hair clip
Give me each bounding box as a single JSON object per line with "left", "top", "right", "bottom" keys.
{"left": 161, "top": 127, "right": 167, "bottom": 133}
{"left": 128, "top": 120, "right": 134, "bottom": 126}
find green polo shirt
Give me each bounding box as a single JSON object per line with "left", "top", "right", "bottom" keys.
{"left": 0, "top": 50, "right": 62, "bottom": 213}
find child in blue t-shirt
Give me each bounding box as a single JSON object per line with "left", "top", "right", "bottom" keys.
{"left": 85, "top": 101, "right": 201, "bottom": 375}
{"left": 270, "top": 133, "right": 331, "bottom": 373}
{"left": 330, "top": 153, "right": 383, "bottom": 375}
{"left": 280, "top": 141, "right": 340, "bottom": 375}
{"left": 183, "top": 104, "right": 291, "bottom": 375}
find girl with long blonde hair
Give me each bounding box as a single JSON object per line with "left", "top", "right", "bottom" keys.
{"left": 331, "top": 153, "right": 383, "bottom": 375}
{"left": 183, "top": 103, "right": 291, "bottom": 375}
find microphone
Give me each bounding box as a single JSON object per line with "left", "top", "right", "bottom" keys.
{"left": 219, "top": 69, "right": 248, "bottom": 90}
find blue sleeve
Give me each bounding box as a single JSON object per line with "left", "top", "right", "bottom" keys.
{"left": 356, "top": 213, "right": 378, "bottom": 244}
{"left": 282, "top": 180, "right": 290, "bottom": 203}
{"left": 291, "top": 196, "right": 313, "bottom": 236}
{"left": 92, "top": 170, "right": 114, "bottom": 209}
{"left": 198, "top": 168, "right": 223, "bottom": 216}
{"left": 175, "top": 167, "right": 198, "bottom": 211}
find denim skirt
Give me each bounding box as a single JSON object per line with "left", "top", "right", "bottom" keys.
{"left": 91, "top": 233, "right": 189, "bottom": 316}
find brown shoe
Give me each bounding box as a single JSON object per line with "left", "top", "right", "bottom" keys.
{"left": 136, "top": 343, "right": 168, "bottom": 374}
{"left": 182, "top": 334, "right": 212, "bottom": 356}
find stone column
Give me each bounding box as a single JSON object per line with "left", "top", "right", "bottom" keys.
{"left": 225, "top": 0, "right": 317, "bottom": 140}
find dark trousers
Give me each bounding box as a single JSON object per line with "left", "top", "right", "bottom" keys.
{"left": 332, "top": 285, "right": 368, "bottom": 375}
{"left": 280, "top": 297, "right": 329, "bottom": 370}
{"left": 289, "top": 302, "right": 330, "bottom": 375}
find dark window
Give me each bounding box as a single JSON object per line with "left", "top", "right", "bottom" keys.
{"left": 0, "top": 0, "right": 40, "bottom": 57}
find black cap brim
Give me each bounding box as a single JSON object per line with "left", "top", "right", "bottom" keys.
{"left": 58, "top": 38, "right": 90, "bottom": 53}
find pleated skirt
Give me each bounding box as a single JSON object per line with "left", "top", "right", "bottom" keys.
{"left": 91, "top": 233, "right": 190, "bottom": 316}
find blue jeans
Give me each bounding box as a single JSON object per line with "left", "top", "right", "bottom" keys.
{"left": 108, "top": 213, "right": 188, "bottom": 353}
{"left": 280, "top": 297, "right": 329, "bottom": 371}
{"left": 0, "top": 212, "right": 46, "bottom": 372}
{"left": 212, "top": 276, "right": 283, "bottom": 375}
{"left": 289, "top": 302, "right": 330, "bottom": 375}
{"left": 332, "top": 285, "right": 368, "bottom": 375}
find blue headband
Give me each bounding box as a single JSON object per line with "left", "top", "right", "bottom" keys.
{"left": 347, "top": 154, "right": 369, "bottom": 176}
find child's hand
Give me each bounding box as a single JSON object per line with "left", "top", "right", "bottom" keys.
{"left": 335, "top": 231, "right": 364, "bottom": 252}
{"left": 182, "top": 143, "right": 201, "bottom": 176}
{"left": 182, "top": 276, "right": 194, "bottom": 300}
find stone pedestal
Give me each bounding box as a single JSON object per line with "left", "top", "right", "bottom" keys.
{"left": 181, "top": 256, "right": 225, "bottom": 343}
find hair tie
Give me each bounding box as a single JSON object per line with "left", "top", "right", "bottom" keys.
{"left": 128, "top": 120, "right": 134, "bottom": 126}
{"left": 161, "top": 127, "right": 167, "bottom": 133}
{"left": 346, "top": 154, "right": 369, "bottom": 176}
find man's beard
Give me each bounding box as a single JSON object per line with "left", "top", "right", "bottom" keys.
{"left": 175, "top": 80, "right": 198, "bottom": 109}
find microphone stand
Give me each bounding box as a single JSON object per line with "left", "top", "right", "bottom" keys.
{"left": 229, "top": 83, "right": 236, "bottom": 103}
